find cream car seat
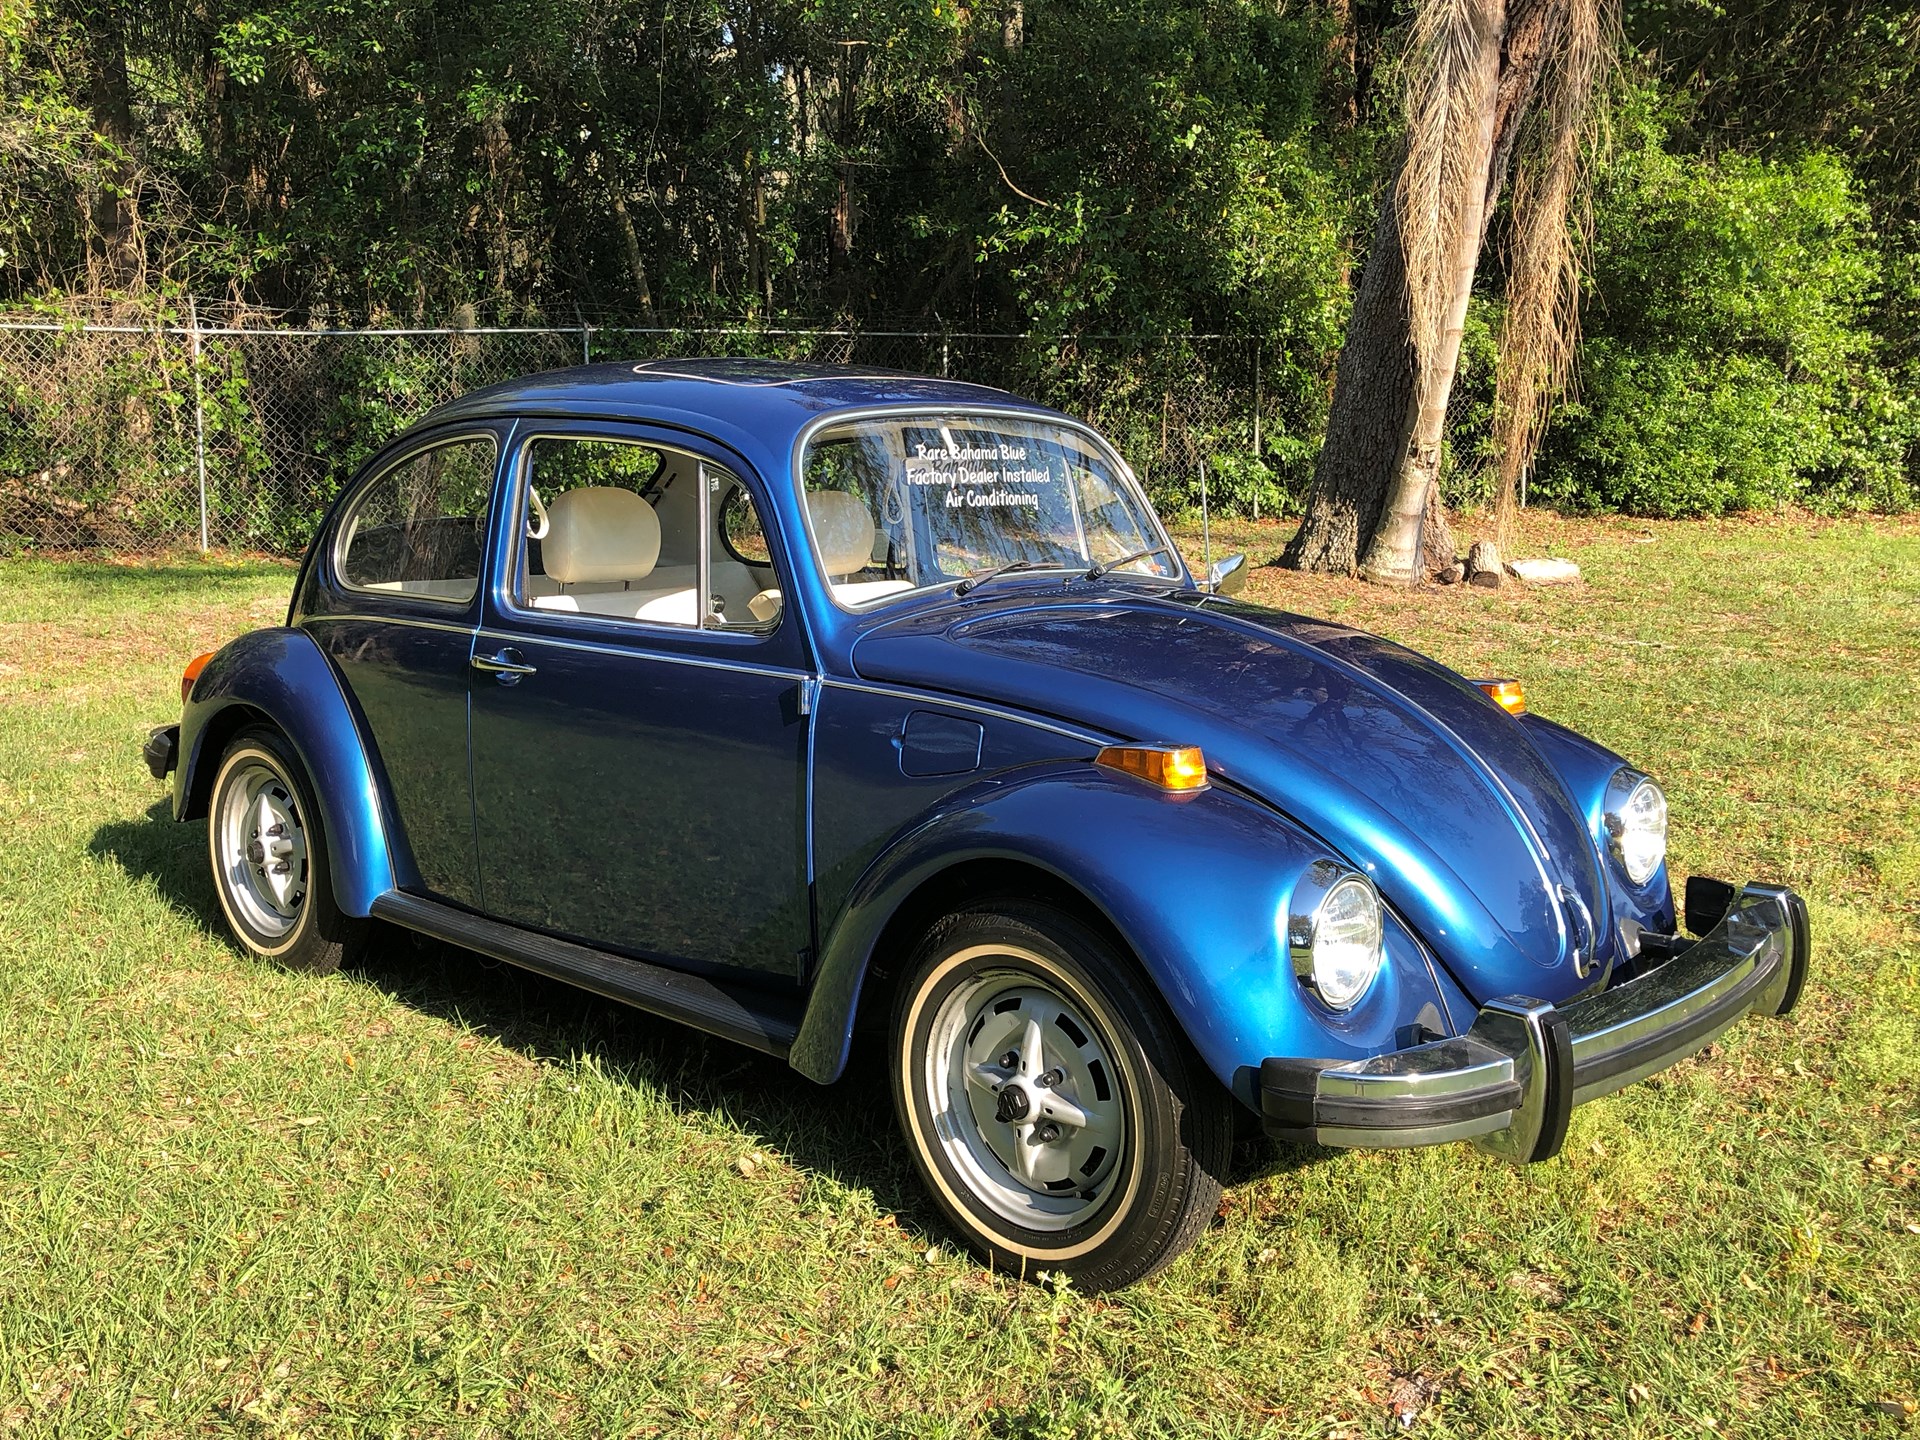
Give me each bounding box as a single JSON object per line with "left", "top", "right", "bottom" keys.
{"left": 748, "top": 489, "right": 911, "bottom": 621}
{"left": 529, "top": 486, "right": 700, "bottom": 625}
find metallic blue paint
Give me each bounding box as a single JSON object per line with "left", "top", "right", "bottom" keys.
{"left": 300, "top": 611, "right": 481, "bottom": 906}
{"left": 1521, "top": 713, "right": 1680, "bottom": 938}
{"left": 787, "top": 760, "right": 1459, "bottom": 1099}
{"left": 466, "top": 617, "right": 813, "bottom": 976}
{"left": 176, "top": 626, "right": 405, "bottom": 916}
{"left": 847, "top": 585, "right": 1619, "bottom": 1007}
{"left": 176, "top": 359, "right": 1695, "bottom": 1120}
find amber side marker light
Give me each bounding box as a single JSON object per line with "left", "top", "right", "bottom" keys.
{"left": 1475, "top": 678, "right": 1527, "bottom": 715}
{"left": 181, "top": 652, "right": 215, "bottom": 705}
{"left": 1095, "top": 744, "right": 1210, "bottom": 792}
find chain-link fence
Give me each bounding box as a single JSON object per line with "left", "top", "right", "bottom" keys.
{"left": 0, "top": 312, "right": 1279, "bottom": 554}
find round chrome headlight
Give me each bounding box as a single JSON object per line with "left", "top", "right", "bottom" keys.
{"left": 1288, "top": 863, "right": 1384, "bottom": 1010}
{"left": 1604, "top": 770, "right": 1668, "bottom": 885}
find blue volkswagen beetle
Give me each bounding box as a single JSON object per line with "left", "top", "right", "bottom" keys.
{"left": 143, "top": 359, "right": 1810, "bottom": 1289}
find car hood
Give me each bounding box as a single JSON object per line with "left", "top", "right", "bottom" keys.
{"left": 849, "top": 586, "right": 1611, "bottom": 1006}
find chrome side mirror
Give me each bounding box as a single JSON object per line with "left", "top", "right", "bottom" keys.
{"left": 1206, "top": 552, "right": 1249, "bottom": 597}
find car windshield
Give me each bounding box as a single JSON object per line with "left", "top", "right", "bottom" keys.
{"left": 799, "top": 412, "right": 1180, "bottom": 607}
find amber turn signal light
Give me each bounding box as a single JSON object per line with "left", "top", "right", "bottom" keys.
{"left": 1095, "top": 744, "right": 1210, "bottom": 792}
{"left": 1476, "top": 678, "right": 1526, "bottom": 715}
{"left": 181, "top": 652, "right": 215, "bottom": 706}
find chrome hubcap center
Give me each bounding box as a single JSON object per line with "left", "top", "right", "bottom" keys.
{"left": 215, "top": 758, "right": 310, "bottom": 941}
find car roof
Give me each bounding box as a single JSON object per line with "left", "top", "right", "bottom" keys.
{"left": 421, "top": 357, "right": 1062, "bottom": 434}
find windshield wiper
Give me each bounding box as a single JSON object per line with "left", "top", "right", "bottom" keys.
{"left": 1080, "top": 544, "right": 1176, "bottom": 582}
{"left": 955, "top": 560, "right": 1049, "bottom": 596}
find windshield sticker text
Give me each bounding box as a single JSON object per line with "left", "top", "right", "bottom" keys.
{"left": 905, "top": 441, "right": 1052, "bottom": 510}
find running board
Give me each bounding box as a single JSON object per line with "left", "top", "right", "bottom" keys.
{"left": 370, "top": 891, "right": 800, "bottom": 1058}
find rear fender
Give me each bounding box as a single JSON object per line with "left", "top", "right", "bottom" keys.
{"left": 789, "top": 764, "right": 1463, "bottom": 1105}
{"left": 176, "top": 627, "right": 408, "bottom": 916}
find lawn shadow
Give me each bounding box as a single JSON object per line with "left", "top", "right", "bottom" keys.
{"left": 351, "top": 923, "right": 956, "bottom": 1237}
{"left": 346, "top": 926, "right": 1330, "bottom": 1228}
{"left": 88, "top": 801, "right": 226, "bottom": 938}
{"left": 88, "top": 803, "right": 1329, "bottom": 1244}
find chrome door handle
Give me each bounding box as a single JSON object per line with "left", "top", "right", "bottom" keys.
{"left": 472, "top": 648, "right": 537, "bottom": 682}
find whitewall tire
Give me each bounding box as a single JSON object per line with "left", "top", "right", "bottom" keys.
{"left": 207, "top": 726, "right": 366, "bottom": 974}
{"left": 891, "top": 902, "right": 1232, "bottom": 1291}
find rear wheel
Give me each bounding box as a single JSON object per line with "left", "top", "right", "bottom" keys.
{"left": 891, "top": 902, "right": 1232, "bottom": 1291}
{"left": 207, "top": 726, "right": 365, "bottom": 974}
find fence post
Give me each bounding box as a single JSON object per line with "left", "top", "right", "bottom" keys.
{"left": 187, "top": 296, "right": 210, "bottom": 553}
{"left": 1252, "top": 337, "right": 1262, "bottom": 521}
{"left": 1251, "top": 337, "right": 1261, "bottom": 460}
{"left": 941, "top": 336, "right": 950, "bottom": 377}
{"left": 581, "top": 325, "right": 592, "bottom": 364}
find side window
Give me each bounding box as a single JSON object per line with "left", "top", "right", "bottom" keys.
{"left": 517, "top": 438, "right": 773, "bottom": 633}
{"left": 338, "top": 436, "right": 495, "bottom": 603}
{"left": 805, "top": 435, "right": 900, "bottom": 577}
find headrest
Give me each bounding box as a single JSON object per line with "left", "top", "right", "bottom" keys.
{"left": 543, "top": 486, "right": 661, "bottom": 585}
{"left": 809, "top": 489, "right": 876, "bottom": 577}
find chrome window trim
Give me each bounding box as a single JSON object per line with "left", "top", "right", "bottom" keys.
{"left": 304, "top": 612, "right": 478, "bottom": 638}
{"left": 332, "top": 432, "right": 500, "bottom": 608}
{"left": 788, "top": 404, "right": 1187, "bottom": 617}
{"left": 473, "top": 626, "right": 811, "bottom": 682}
{"left": 496, "top": 428, "right": 782, "bottom": 642}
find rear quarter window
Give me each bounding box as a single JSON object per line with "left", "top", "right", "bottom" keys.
{"left": 337, "top": 436, "right": 497, "bottom": 603}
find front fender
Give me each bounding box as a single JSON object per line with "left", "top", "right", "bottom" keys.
{"left": 790, "top": 764, "right": 1466, "bottom": 1106}
{"left": 1520, "top": 714, "right": 1677, "bottom": 937}
{"left": 177, "top": 627, "right": 405, "bottom": 917}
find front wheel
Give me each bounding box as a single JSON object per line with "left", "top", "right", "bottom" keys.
{"left": 207, "top": 726, "right": 366, "bottom": 974}
{"left": 891, "top": 903, "right": 1232, "bottom": 1291}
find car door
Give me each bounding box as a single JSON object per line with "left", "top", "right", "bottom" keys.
{"left": 467, "top": 422, "right": 814, "bottom": 981}
{"left": 304, "top": 427, "right": 502, "bottom": 907}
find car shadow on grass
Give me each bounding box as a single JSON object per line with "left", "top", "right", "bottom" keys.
{"left": 90, "top": 806, "right": 1327, "bottom": 1246}
{"left": 346, "top": 926, "right": 1330, "bottom": 1238}
{"left": 90, "top": 801, "right": 228, "bottom": 936}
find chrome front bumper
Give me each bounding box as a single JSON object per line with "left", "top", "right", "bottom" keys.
{"left": 1260, "top": 882, "right": 1811, "bottom": 1163}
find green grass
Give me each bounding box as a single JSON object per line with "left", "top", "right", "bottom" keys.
{"left": 1, "top": 516, "right": 1917, "bottom": 1437}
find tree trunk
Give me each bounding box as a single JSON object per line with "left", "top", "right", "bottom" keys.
{"left": 78, "top": 1, "right": 142, "bottom": 293}
{"left": 1326, "top": 0, "right": 1358, "bottom": 130}
{"left": 1287, "top": 0, "right": 1538, "bottom": 582}
{"left": 830, "top": 42, "right": 861, "bottom": 277}
{"left": 1281, "top": 191, "right": 1418, "bottom": 574}
{"left": 1357, "top": 12, "right": 1502, "bottom": 583}
{"left": 608, "top": 188, "right": 657, "bottom": 324}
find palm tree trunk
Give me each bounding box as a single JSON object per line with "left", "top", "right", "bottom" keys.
{"left": 1287, "top": 0, "right": 1526, "bottom": 581}
{"left": 1357, "top": 22, "right": 1502, "bottom": 583}
{"left": 1280, "top": 188, "right": 1418, "bottom": 574}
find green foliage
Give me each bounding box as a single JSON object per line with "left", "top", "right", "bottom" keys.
{"left": 0, "top": 325, "right": 201, "bottom": 548}
{"left": 5, "top": 1, "right": 1920, "bottom": 528}
{"left": 1534, "top": 94, "right": 1919, "bottom": 516}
